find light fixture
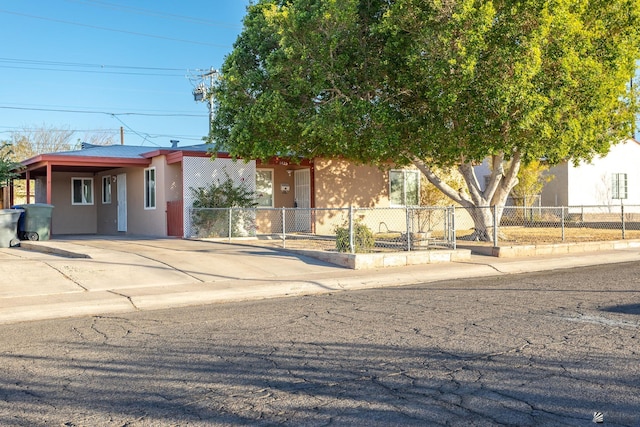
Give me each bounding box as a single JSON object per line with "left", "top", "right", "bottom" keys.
{"left": 287, "top": 170, "right": 293, "bottom": 177}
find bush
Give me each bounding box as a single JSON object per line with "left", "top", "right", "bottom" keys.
{"left": 190, "top": 175, "right": 258, "bottom": 238}
{"left": 335, "top": 221, "right": 375, "bottom": 253}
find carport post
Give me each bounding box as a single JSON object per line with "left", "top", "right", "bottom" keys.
{"left": 25, "top": 169, "right": 31, "bottom": 204}
{"left": 46, "top": 163, "right": 52, "bottom": 205}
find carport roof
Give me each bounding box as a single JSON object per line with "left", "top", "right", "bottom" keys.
{"left": 17, "top": 143, "right": 212, "bottom": 177}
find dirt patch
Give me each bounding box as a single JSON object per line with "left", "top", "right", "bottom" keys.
{"left": 460, "top": 226, "right": 640, "bottom": 245}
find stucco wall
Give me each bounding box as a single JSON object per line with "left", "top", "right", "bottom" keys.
{"left": 566, "top": 140, "right": 640, "bottom": 206}
{"left": 313, "top": 159, "right": 389, "bottom": 208}
{"left": 540, "top": 139, "right": 640, "bottom": 209}
{"left": 47, "top": 172, "right": 98, "bottom": 235}
{"left": 540, "top": 164, "right": 569, "bottom": 206}
{"left": 125, "top": 161, "right": 165, "bottom": 237}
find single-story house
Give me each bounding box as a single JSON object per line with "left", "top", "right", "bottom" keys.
{"left": 12, "top": 143, "right": 424, "bottom": 238}
{"left": 471, "top": 138, "right": 640, "bottom": 210}
{"left": 540, "top": 138, "right": 640, "bottom": 208}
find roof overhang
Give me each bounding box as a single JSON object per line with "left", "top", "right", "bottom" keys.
{"left": 17, "top": 154, "right": 152, "bottom": 178}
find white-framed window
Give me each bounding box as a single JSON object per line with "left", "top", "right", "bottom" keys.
{"left": 144, "top": 167, "right": 156, "bottom": 209}
{"left": 612, "top": 173, "right": 627, "bottom": 199}
{"left": 71, "top": 178, "right": 94, "bottom": 205}
{"left": 389, "top": 169, "right": 420, "bottom": 206}
{"left": 255, "top": 169, "right": 274, "bottom": 207}
{"left": 102, "top": 176, "right": 112, "bottom": 204}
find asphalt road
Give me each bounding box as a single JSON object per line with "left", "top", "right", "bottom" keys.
{"left": 0, "top": 261, "right": 639, "bottom": 426}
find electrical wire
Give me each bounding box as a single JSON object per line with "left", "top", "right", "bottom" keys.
{"left": 0, "top": 64, "right": 186, "bottom": 77}
{"left": 0, "top": 57, "right": 189, "bottom": 77}
{"left": 0, "top": 105, "right": 206, "bottom": 118}
{"left": 0, "top": 57, "right": 185, "bottom": 71}
{"left": 0, "top": 9, "right": 231, "bottom": 48}
{"left": 64, "top": 0, "right": 243, "bottom": 29}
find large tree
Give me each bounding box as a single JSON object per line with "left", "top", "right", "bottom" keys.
{"left": 212, "top": 0, "right": 640, "bottom": 240}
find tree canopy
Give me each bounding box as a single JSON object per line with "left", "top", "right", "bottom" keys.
{"left": 211, "top": 0, "right": 640, "bottom": 237}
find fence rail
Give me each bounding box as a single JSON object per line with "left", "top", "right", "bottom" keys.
{"left": 187, "top": 204, "right": 640, "bottom": 251}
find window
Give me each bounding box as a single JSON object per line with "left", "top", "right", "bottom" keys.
{"left": 390, "top": 170, "right": 420, "bottom": 206}
{"left": 71, "top": 178, "right": 94, "bottom": 205}
{"left": 144, "top": 167, "right": 156, "bottom": 209}
{"left": 612, "top": 173, "right": 627, "bottom": 199}
{"left": 255, "top": 169, "right": 274, "bottom": 207}
{"left": 102, "top": 176, "right": 112, "bottom": 204}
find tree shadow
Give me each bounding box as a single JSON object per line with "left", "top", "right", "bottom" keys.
{"left": 0, "top": 336, "right": 637, "bottom": 426}
{"left": 601, "top": 303, "right": 640, "bottom": 315}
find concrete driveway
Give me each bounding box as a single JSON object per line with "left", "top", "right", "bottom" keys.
{"left": 0, "top": 236, "right": 349, "bottom": 323}
{"left": 4, "top": 236, "right": 344, "bottom": 292}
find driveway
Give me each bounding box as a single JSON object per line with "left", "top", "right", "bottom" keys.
{"left": 7, "top": 236, "right": 345, "bottom": 292}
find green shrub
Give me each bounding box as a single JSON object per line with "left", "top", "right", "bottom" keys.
{"left": 335, "top": 221, "right": 375, "bottom": 253}
{"left": 190, "top": 175, "right": 258, "bottom": 238}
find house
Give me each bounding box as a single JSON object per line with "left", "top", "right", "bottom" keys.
{"left": 471, "top": 138, "right": 640, "bottom": 210}
{"left": 13, "top": 143, "right": 422, "bottom": 238}
{"left": 540, "top": 138, "right": 640, "bottom": 208}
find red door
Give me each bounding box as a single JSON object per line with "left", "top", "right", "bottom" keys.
{"left": 166, "top": 200, "right": 184, "bottom": 237}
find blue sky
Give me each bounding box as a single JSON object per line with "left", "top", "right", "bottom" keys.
{"left": 0, "top": 0, "right": 251, "bottom": 147}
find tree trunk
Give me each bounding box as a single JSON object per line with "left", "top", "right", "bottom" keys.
{"left": 413, "top": 150, "right": 521, "bottom": 243}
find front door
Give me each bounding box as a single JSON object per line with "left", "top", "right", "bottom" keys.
{"left": 117, "top": 173, "right": 127, "bottom": 232}
{"left": 294, "top": 169, "right": 311, "bottom": 232}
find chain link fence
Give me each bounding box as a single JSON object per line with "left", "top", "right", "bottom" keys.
{"left": 457, "top": 205, "right": 640, "bottom": 245}
{"left": 188, "top": 204, "right": 640, "bottom": 251}
{"left": 188, "top": 206, "right": 456, "bottom": 253}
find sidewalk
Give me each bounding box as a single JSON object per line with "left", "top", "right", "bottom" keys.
{"left": 1, "top": 236, "right": 640, "bottom": 325}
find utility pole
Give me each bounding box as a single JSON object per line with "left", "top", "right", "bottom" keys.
{"left": 189, "top": 67, "right": 218, "bottom": 135}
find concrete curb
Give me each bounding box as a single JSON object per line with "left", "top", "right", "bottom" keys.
{"left": 492, "top": 239, "right": 640, "bottom": 257}
{"left": 18, "top": 241, "right": 91, "bottom": 259}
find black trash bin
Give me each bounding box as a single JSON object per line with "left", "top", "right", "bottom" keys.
{"left": 0, "top": 209, "right": 23, "bottom": 248}
{"left": 12, "top": 204, "right": 54, "bottom": 241}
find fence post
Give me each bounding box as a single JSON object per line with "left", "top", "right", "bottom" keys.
{"left": 282, "top": 207, "right": 286, "bottom": 248}
{"left": 492, "top": 206, "right": 498, "bottom": 248}
{"left": 561, "top": 206, "right": 565, "bottom": 242}
{"left": 621, "top": 203, "right": 626, "bottom": 240}
{"left": 349, "top": 205, "right": 355, "bottom": 254}
{"left": 450, "top": 206, "right": 456, "bottom": 250}
{"left": 228, "top": 208, "right": 233, "bottom": 242}
{"left": 406, "top": 206, "right": 411, "bottom": 252}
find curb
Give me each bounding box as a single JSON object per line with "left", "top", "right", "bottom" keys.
{"left": 17, "top": 241, "right": 91, "bottom": 259}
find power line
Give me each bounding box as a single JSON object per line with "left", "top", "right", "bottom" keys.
{"left": 0, "top": 105, "right": 206, "bottom": 118}
{"left": 0, "top": 64, "right": 185, "bottom": 77}
{"left": 0, "top": 57, "right": 188, "bottom": 76}
{"left": 0, "top": 57, "right": 185, "bottom": 71}
{"left": 65, "top": 0, "right": 243, "bottom": 29}
{"left": 0, "top": 9, "right": 231, "bottom": 48}
{"left": 0, "top": 125, "right": 206, "bottom": 142}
